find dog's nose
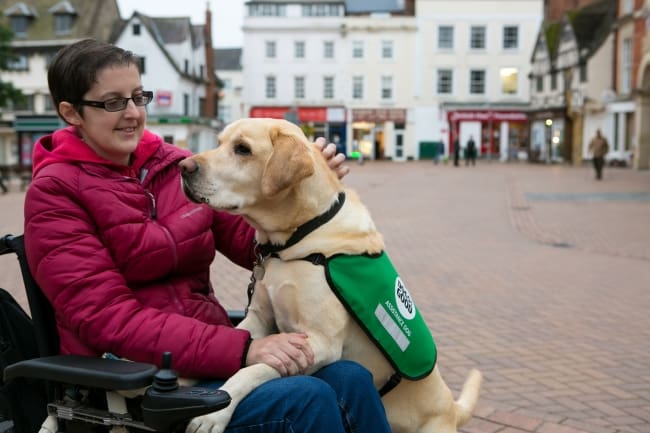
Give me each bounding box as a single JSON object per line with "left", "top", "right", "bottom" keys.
{"left": 179, "top": 158, "right": 199, "bottom": 177}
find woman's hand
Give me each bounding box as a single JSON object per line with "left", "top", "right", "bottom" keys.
{"left": 314, "top": 137, "right": 350, "bottom": 179}
{"left": 245, "top": 333, "right": 314, "bottom": 376}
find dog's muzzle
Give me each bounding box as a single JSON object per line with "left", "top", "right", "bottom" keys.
{"left": 179, "top": 158, "right": 209, "bottom": 204}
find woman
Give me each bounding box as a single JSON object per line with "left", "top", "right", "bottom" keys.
{"left": 24, "top": 39, "right": 390, "bottom": 433}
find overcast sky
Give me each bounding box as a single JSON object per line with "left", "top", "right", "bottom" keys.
{"left": 115, "top": 0, "right": 245, "bottom": 48}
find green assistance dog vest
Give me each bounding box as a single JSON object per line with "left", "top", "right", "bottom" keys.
{"left": 323, "top": 252, "right": 437, "bottom": 380}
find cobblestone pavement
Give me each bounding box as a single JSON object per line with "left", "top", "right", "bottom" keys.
{"left": 1, "top": 161, "right": 649, "bottom": 433}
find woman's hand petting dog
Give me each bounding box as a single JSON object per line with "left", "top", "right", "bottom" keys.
{"left": 315, "top": 137, "right": 349, "bottom": 180}
{"left": 245, "top": 333, "right": 314, "bottom": 376}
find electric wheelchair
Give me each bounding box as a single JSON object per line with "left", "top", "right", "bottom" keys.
{"left": 1, "top": 234, "right": 246, "bottom": 433}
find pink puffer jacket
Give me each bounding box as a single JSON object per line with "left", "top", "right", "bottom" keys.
{"left": 24, "top": 127, "right": 255, "bottom": 379}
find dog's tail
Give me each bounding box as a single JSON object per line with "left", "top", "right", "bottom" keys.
{"left": 454, "top": 369, "right": 483, "bottom": 427}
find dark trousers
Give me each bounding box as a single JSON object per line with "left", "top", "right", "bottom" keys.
{"left": 593, "top": 156, "right": 605, "bottom": 180}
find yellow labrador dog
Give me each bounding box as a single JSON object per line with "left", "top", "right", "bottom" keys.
{"left": 179, "top": 118, "right": 481, "bottom": 433}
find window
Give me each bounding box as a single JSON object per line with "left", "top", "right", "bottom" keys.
{"left": 294, "top": 76, "right": 305, "bottom": 99}
{"left": 265, "top": 41, "right": 277, "bottom": 59}
{"left": 437, "top": 69, "right": 453, "bottom": 94}
{"left": 294, "top": 41, "right": 305, "bottom": 59}
{"left": 218, "top": 105, "right": 232, "bottom": 124}
{"left": 132, "top": 23, "right": 141, "bottom": 35}
{"left": 536, "top": 76, "right": 543, "bottom": 92}
{"left": 53, "top": 14, "right": 74, "bottom": 35}
{"left": 302, "top": 4, "right": 340, "bottom": 16}
{"left": 45, "top": 94, "right": 55, "bottom": 112}
{"left": 7, "top": 54, "right": 28, "bottom": 71}
{"left": 622, "top": 0, "right": 634, "bottom": 14}
{"left": 249, "top": 4, "right": 286, "bottom": 16}
{"left": 381, "top": 40, "right": 393, "bottom": 59}
{"left": 352, "top": 41, "right": 364, "bottom": 59}
{"left": 503, "top": 26, "right": 519, "bottom": 49}
{"left": 621, "top": 37, "right": 632, "bottom": 93}
{"left": 184, "top": 59, "right": 189, "bottom": 74}
{"left": 352, "top": 76, "right": 363, "bottom": 99}
{"left": 579, "top": 63, "right": 587, "bottom": 82}
{"left": 138, "top": 57, "right": 146, "bottom": 74}
{"left": 323, "top": 76, "right": 334, "bottom": 99}
{"left": 551, "top": 72, "right": 557, "bottom": 90}
{"left": 222, "top": 78, "right": 232, "bottom": 90}
{"left": 183, "top": 93, "right": 189, "bottom": 116}
{"left": 381, "top": 76, "right": 393, "bottom": 100}
{"left": 323, "top": 41, "right": 334, "bottom": 59}
{"left": 14, "top": 94, "right": 34, "bottom": 111}
{"left": 470, "top": 26, "right": 486, "bottom": 50}
{"left": 500, "top": 67, "right": 518, "bottom": 94}
{"left": 469, "top": 69, "right": 485, "bottom": 94}
{"left": 438, "top": 26, "right": 454, "bottom": 49}
{"left": 265, "top": 76, "right": 277, "bottom": 98}
{"left": 10, "top": 16, "right": 29, "bottom": 37}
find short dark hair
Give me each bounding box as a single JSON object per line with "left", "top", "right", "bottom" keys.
{"left": 48, "top": 39, "right": 140, "bottom": 120}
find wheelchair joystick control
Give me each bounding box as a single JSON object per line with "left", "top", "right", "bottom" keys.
{"left": 152, "top": 351, "right": 179, "bottom": 392}
{"left": 142, "top": 351, "right": 232, "bottom": 431}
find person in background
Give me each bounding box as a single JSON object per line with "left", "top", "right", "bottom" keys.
{"left": 466, "top": 135, "right": 477, "bottom": 166}
{"left": 588, "top": 129, "right": 609, "bottom": 180}
{"left": 23, "top": 39, "right": 391, "bottom": 433}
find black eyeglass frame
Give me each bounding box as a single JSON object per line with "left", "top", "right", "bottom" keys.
{"left": 77, "top": 91, "right": 154, "bottom": 112}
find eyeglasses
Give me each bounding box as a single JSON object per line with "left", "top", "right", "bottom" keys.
{"left": 78, "top": 91, "right": 154, "bottom": 112}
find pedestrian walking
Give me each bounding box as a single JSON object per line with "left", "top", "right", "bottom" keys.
{"left": 588, "top": 129, "right": 609, "bottom": 180}
{"left": 453, "top": 137, "right": 460, "bottom": 167}
{"left": 466, "top": 136, "right": 477, "bottom": 166}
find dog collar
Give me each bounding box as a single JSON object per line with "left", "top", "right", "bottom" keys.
{"left": 256, "top": 191, "right": 346, "bottom": 257}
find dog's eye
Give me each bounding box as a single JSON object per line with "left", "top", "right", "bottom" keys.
{"left": 234, "top": 143, "right": 251, "bottom": 156}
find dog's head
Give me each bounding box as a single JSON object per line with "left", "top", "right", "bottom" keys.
{"left": 179, "top": 118, "right": 328, "bottom": 215}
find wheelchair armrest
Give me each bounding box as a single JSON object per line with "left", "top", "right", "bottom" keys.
{"left": 3, "top": 354, "right": 157, "bottom": 390}
{"left": 228, "top": 309, "right": 246, "bottom": 326}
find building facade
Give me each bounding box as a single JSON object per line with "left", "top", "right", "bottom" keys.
{"left": 415, "top": 0, "right": 542, "bottom": 162}
{"left": 215, "top": 48, "right": 245, "bottom": 125}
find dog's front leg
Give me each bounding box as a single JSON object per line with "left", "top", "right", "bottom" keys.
{"left": 238, "top": 281, "right": 276, "bottom": 338}
{"left": 186, "top": 363, "right": 280, "bottom": 433}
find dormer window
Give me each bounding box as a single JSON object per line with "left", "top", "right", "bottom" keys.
{"left": 3, "top": 2, "right": 38, "bottom": 38}
{"left": 48, "top": 1, "right": 77, "bottom": 36}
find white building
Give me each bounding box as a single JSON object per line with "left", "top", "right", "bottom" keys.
{"left": 415, "top": 0, "right": 543, "bottom": 161}
{"left": 242, "top": 0, "right": 417, "bottom": 160}
{"left": 215, "top": 48, "right": 245, "bottom": 125}
{"left": 241, "top": 0, "right": 542, "bottom": 161}
{"left": 114, "top": 11, "right": 219, "bottom": 153}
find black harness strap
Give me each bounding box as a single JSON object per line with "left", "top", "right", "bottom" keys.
{"left": 256, "top": 192, "right": 345, "bottom": 257}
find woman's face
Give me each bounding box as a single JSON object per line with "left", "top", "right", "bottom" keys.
{"left": 75, "top": 64, "right": 147, "bottom": 166}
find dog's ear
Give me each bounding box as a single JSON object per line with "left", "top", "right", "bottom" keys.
{"left": 261, "top": 128, "right": 314, "bottom": 197}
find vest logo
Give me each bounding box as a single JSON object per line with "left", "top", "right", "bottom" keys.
{"left": 394, "top": 277, "right": 415, "bottom": 320}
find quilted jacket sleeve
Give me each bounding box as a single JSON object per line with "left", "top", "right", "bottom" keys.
{"left": 24, "top": 173, "right": 251, "bottom": 379}
{"left": 211, "top": 212, "right": 257, "bottom": 270}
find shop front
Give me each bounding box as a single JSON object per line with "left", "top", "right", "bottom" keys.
{"left": 351, "top": 108, "right": 407, "bottom": 161}
{"left": 249, "top": 106, "right": 347, "bottom": 154}
{"left": 447, "top": 110, "right": 529, "bottom": 161}
{"left": 528, "top": 110, "right": 567, "bottom": 163}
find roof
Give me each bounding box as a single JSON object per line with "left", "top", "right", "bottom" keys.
{"left": 345, "top": 0, "right": 404, "bottom": 14}
{"left": 567, "top": 0, "right": 616, "bottom": 61}
{"left": 214, "top": 48, "right": 242, "bottom": 71}
{"left": 110, "top": 11, "right": 207, "bottom": 84}
{"left": 0, "top": 0, "right": 120, "bottom": 43}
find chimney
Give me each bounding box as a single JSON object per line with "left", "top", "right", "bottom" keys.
{"left": 204, "top": 2, "right": 216, "bottom": 118}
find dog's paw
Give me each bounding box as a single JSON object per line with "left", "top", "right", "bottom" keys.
{"left": 186, "top": 411, "right": 230, "bottom": 433}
